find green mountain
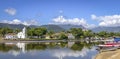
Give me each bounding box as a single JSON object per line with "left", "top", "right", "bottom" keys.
{"left": 1, "top": 23, "right": 120, "bottom": 33}
{"left": 0, "top": 23, "right": 85, "bottom": 32}
{"left": 0, "top": 23, "right": 38, "bottom": 30}
{"left": 40, "top": 24, "right": 65, "bottom": 32}
{"left": 91, "top": 26, "right": 120, "bottom": 32}
{"left": 0, "top": 23, "right": 25, "bottom": 30}
{"left": 58, "top": 24, "right": 85, "bottom": 30}
{"left": 40, "top": 24, "right": 85, "bottom": 32}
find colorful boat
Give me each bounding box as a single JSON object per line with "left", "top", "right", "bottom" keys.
{"left": 97, "top": 37, "right": 120, "bottom": 51}
{"left": 98, "top": 43, "right": 120, "bottom": 47}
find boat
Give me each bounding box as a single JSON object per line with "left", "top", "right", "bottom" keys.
{"left": 98, "top": 43, "right": 120, "bottom": 47}
{"left": 97, "top": 37, "right": 120, "bottom": 51}
{"left": 97, "top": 46, "right": 118, "bottom": 52}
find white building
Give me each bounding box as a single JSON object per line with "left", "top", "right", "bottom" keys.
{"left": 17, "top": 27, "right": 26, "bottom": 39}
{"left": 5, "top": 27, "right": 27, "bottom": 39}
{"left": 5, "top": 33, "right": 17, "bottom": 39}
{"left": 68, "top": 33, "right": 75, "bottom": 39}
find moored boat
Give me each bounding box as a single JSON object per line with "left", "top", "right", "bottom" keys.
{"left": 97, "top": 37, "right": 120, "bottom": 52}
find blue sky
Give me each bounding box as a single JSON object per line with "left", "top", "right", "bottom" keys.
{"left": 0, "top": 0, "right": 120, "bottom": 28}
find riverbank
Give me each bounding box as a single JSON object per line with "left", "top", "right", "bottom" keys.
{"left": 95, "top": 49, "right": 120, "bottom": 59}
{"left": 0, "top": 39, "right": 84, "bottom": 43}
{"left": 0, "top": 40, "right": 65, "bottom": 43}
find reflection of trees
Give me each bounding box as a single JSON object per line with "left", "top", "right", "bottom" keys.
{"left": 0, "top": 44, "right": 19, "bottom": 52}
{"left": 59, "top": 42, "right": 67, "bottom": 48}
{"left": 70, "top": 42, "right": 99, "bottom": 51}
{"left": 83, "top": 42, "right": 93, "bottom": 49}
{"left": 0, "top": 42, "right": 67, "bottom": 52}
{"left": 47, "top": 42, "right": 57, "bottom": 49}
{"left": 26, "top": 43, "right": 47, "bottom": 50}
{"left": 71, "top": 42, "right": 84, "bottom": 51}
{"left": 0, "top": 42, "right": 99, "bottom": 52}
{"left": 84, "top": 42, "right": 100, "bottom": 49}
{"left": 26, "top": 42, "right": 96, "bottom": 51}
{"left": 26, "top": 42, "right": 67, "bottom": 50}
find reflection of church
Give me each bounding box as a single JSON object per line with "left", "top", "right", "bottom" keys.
{"left": 67, "top": 42, "right": 75, "bottom": 48}
{"left": 16, "top": 42, "right": 26, "bottom": 53}
{"left": 7, "top": 42, "right": 26, "bottom": 56}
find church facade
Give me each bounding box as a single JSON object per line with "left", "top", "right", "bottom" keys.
{"left": 17, "top": 27, "right": 26, "bottom": 39}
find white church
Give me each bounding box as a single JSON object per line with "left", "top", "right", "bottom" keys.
{"left": 5, "top": 27, "right": 27, "bottom": 39}
{"left": 17, "top": 27, "right": 26, "bottom": 39}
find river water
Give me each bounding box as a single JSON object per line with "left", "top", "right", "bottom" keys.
{"left": 0, "top": 42, "right": 98, "bottom": 59}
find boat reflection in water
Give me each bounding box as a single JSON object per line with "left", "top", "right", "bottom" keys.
{"left": 0, "top": 42, "right": 98, "bottom": 59}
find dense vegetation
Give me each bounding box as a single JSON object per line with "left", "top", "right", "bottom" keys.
{"left": 0, "top": 27, "right": 120, "bottom": 39}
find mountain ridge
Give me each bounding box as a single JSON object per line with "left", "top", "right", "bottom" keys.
{"left": 0, "top": 23, "right": 120, "bottom": 32}
{"left": 91, "top": 26, "right": 120, "bottom": 32}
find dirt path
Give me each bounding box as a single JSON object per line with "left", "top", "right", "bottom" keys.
{"left": 95, "top": 49, "right": 120, "bottom": 59}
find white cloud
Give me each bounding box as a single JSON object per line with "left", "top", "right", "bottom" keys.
{"left": 91, "top": 14, "right": 97, "bottom": 20}
{"left": 52, "top": 16, "right": 96, "bottom": 28}
{"left": 2, "top": 19, "right": 21, "bottom": 24}
{"left": 91, "top": 14, "right": 120, "bottom": 27}
{"left": 23, "top": 20, "right": 38, "bottom": 26}
{"left": 1, "top": 19, "right": 38, "bottom": 26}
{"left": 5, "top": 8, "right": 16, "bottom": 15}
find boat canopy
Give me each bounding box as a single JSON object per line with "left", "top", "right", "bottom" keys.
{"left": 114, "top": 38, "right": 120, "bottom": 42}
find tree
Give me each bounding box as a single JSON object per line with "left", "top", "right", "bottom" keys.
{"left": 83, "top": 30, "right": 93, "bottom": 38}
{"left": 14, "top": 28, "right": 20, "bottom": 34}
{"left": 27, "top": 28, "right": 34, "bottom": 37}
{"left": 27, "top": 27, "right": 47, "bottom": 38}
{"left": 0, "top": 28, "right": 2, "bottom": 36}
{"left": 34, "top": 27, "right": 47, "bottom": 38}
{"left": 108, "top": 32, "right": 115, "bottom": 37}
{"left": 47, "top": 30, "right": 54, "bottom": 38}
{"left": 98, "top": 31, "right": 107, "bottom": 37}
{"left": 0, "top": 27, "right": 13, "bottom": 37}
{"left": 70, "top": 28, "right": 83, "bottom": 39}
{"left": 59, "top": 32, "right": 68, "bottom": 39}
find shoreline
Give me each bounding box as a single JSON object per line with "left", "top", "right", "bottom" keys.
{"left": 0, "top": 39, "right": 83, "bottom": 43}
{"left": 0, "top": 40, "right": 65, "bottom": 43}
{"left": 95, "top": 49, "right": 120, "bottom": 59}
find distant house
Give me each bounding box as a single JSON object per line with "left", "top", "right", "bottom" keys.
{"left": 68, "top": 33, "right": 75, "bottom": 39}
{"left": 45, "top": 36, "right": 51, "bottom": 39}
{"left": 5, "top": 33, "right": 17, "bottom": 39}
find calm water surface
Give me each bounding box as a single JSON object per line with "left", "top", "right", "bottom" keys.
{"left": 0, "top": 42, "right": 98, "bottom": 59}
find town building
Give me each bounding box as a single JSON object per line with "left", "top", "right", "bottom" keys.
{"left": 68, "top": 33, "right": 75, "bottom": 39}
{"left": 5, "top": 33, "right": 17, "bottom": 39}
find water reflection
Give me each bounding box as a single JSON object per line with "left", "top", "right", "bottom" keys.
{"left": 67, "top": 42, "right": 75, "bottom": 48}
{"left": 0, "top": 42, "right": 98, "bottom": 59}
{"left": 4, "top": 42, "right": 26, "bottom": 56}
{"left": 51, "top": 47, "right": 93, "bottom": 59}
{"left": 16, "top": 43, "right": 26, "bottom": 53}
